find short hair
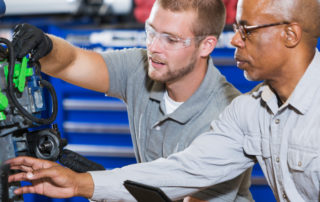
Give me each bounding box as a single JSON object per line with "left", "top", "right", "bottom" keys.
{"left": 268, "top": 0, "right": 320, "bottom": 39}
{"left": 157, "top": 0, "right": 226, "bottom": 39}
{"left": 291, "top": 0, "right": 320, "bottom": 39}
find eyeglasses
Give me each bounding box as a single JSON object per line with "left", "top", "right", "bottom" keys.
{"left": 233, "top": 22, "right": 290, "bottom": 41}
{"left": 145, "top": 23, "right": 202, "bottom": 50}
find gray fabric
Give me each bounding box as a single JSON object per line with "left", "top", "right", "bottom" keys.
{"left": 100, "top": 48, "right": 253, "bottom": 201}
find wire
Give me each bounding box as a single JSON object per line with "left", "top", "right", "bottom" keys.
{"left": 0, "top": 37, "right": 58, "bottom": 125}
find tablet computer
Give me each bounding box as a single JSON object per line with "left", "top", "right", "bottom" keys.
{"left": 124, "top": 180, "right": 172, "bottom": 202}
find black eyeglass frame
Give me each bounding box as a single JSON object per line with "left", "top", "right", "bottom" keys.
{"left": 233, "top": 22, "right": 290, "bottom": 41}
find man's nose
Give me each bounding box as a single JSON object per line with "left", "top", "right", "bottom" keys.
{"left": 147, "top": 36, "right": 163, "bottom": 52}
{"left": 230, "top": 31, "right": 245, "bottom": 48}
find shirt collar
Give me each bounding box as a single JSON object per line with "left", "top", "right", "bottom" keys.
{"left": 149, "top": 81, "right": 164, "bottom": 101}
{"left": 287, "top": 50, "right": 320, "bottom": 114}
{"left": 149, "top": 58, "right": 224, "bottom": 123}
{"left": 257, "top": 50, "right": 320, "bottom": 114}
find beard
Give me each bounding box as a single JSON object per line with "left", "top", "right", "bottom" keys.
{"left": 148, "top": 53, "right": 197, "bottom": 83}
{"left": 243, "top": 70, "right": 254, "bottom": 81}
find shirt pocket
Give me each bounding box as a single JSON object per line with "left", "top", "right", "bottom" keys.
{"left": 287, "top": 147, "right": 317, "bottom": 171}
{"left": 243, "top": 132, "right": 271, "bottom": 158}
{"left": 287, "top": 147, "right": 319, "bottom": 200}
{"left": 287, "top": 127, "right": 320, "bottom": 170}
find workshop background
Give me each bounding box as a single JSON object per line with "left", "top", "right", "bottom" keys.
{"left": 1, "top": 0, "right": 319, "bottom": 201}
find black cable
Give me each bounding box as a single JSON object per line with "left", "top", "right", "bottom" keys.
{"left": 0, "top": 37, "right": 58, "bottom": 125}
{"left": 38, "top": 79, "right": 58, "bottom": 124}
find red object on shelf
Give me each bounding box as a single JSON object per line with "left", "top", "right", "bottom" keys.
{"left": 134, "top": 0, "right": 155, "bottom": 23}
{"left": 134, "top": 0, "right": 238, "bottom": 25}
{"left": 223, "top": 0, "right": 238, "bottom": 24}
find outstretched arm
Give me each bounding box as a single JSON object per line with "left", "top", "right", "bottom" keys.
{"left": 7, "top": 96, "right": 256, "bottom": 201}
{"left": 7, "top": 156, "right": 94, "bottom": 199}
{"left": 12, "top": 24, "right": 110, "bottom": 93}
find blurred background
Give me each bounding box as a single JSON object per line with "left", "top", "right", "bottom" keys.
{"left": 1, "top": 0, "right": 319, "bottom": 201}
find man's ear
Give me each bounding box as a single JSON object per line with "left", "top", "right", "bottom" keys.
{"left": 199, "top": 36, "right": 218, "bottom": 57}
{"left": 283, "top": 23, "right": 302, "bottom": 48}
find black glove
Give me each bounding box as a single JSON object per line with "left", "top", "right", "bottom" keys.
{"left": 59, "top": 149, "right": 106, "bottom": 173}
{"left": 12, "top": 23, "right": 53, "bottom": 62}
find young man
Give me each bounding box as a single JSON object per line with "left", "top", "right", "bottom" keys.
{"left": 9, "top": 0, "right": 253, "bottom": 201}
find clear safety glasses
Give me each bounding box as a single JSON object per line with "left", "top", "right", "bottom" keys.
{"left": 145, "top": 23, "right": 203, "bottom": 50}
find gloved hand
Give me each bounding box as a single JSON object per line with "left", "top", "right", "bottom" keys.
{"left": 12, "top": 23, "right": 53, "bottom": 62}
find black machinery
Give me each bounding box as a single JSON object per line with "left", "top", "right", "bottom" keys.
{"left": 0, "top": 2, "right": 63, "bottom": 198}
{"left": 0, "top": 30, "right": 65, "bottom": 202}
{"left": 0, "top": 1, "right": 106, "bottom": 201}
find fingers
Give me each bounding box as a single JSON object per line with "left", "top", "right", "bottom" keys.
{"left": 12, "top": 24, "right": 30, "bottom": 58}
{"left": 31, "top": 39, "right": 46, "bottom": 62}
{"left": 6, "top": 156, "right": 37, "bottom": 168}
{"left": 8, "top": 171, "right": 33, "bottom": 183}
{"left": 6, "top": 157, "right": 80, "bottom": 198}
{"left": 8, "top": 172, "right": 40, "bottom": 196}
{"left": 12, "top": 28, "right": 40, "bottom": 58}
{"left": 6, "top": 156, "right": 58, "bottom": 171}
{"left": 31, "top": 34, "right": 53, "bottom": 62}
{"left": 13, "top": 185, "right": 38, "bottom": 195}
{"left": 8, "top": 165, "right": 61, "bottom": 183}
{"left": 10, "top": 165, "right": 34, "bottom": 173}
{"left": 6, "top": 156, "right": 61, "bottom": 184}
{"left": 11, "top": 23, "right": 53, "bottom": 61}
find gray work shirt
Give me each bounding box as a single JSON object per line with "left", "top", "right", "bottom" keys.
{"left": 90, "top": 50, "right": 320, "bottom": 202}
{"left": 98, "top": 48, "right": 252, "bottom": 201}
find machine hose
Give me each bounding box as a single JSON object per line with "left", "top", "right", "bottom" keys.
{"left": 0, "top": 37, "right": 58, "bottom": 125}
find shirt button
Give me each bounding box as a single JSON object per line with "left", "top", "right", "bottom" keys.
{"left": 155, "top": 126, "right": 161, "bottom": 130}
{"left": 275, "top": 119, "right": 280, "bottom": 124}
{"left": 283, "top": 193, "right": 287, "bottom": 199}
{"left": 276, "top": 157, "right": 280, "bottom": 163}
{"left": 298, "top": 161, "right": 302, "bottom": 167}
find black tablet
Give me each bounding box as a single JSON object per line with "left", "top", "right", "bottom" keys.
{"left": 123, "top": 180, "right": 172, "bottom": 202}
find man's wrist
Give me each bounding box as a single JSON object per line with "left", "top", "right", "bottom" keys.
{"left": 75, "top": 172, "right": 94, "bottom": 198}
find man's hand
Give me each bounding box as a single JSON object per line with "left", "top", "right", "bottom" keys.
{"left": 12, "top": 23, "right": 53, "bottom": 62}
{"left": 183, "top": 196, "right": 208, "bottom": 202}
{"left": 6, "top": 156, "right": 94, "bottom": 199}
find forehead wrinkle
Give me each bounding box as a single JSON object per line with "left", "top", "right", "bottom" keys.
{"left": 236, "top": 0, "right": 277, "bottom": 24}
{"left": 270, "top": 0, "right": 320, "bottom": 36}
{"left": 237, "top": 0, "right": 296, "bottom": 23}
{"left": 266, "top": 0, "right": 296, "bottom": 21}
{"left": 255, "top": 0, "right": 295, "bottom": 22}
{"left": 258, "top": 0, "right": 319, "bottom": 25}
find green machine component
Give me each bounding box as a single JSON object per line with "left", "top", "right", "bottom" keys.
{"left": 0, "top": 91, "right": 8, "bottom": 120}
{"left": 0, "top": 56, "right": 33, "bottom": 121}
{"left": 0, "top": 38, "right": 62, "bottom": 202}
{"left": 3, "top": 56, "right": 34, "bottom": 93}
